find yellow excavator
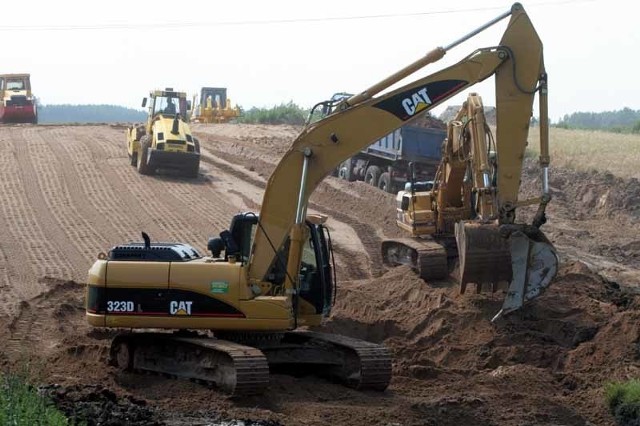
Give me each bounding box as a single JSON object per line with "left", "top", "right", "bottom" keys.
{"left": 383, "top": 90, "right": 557, "bottom": 321}
{"left": 86, "top": 3, "right": 556, "bottom": 395}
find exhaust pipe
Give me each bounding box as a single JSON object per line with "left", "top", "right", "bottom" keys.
{"left": 171, "top": 116, "right": 180, "bottom": 135}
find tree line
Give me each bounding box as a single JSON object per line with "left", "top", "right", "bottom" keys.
{"left": 555, "top": 107, "right": 640, "bottom": 133}
{"left": 35, "top": 103, "right": 640, "bottom": 134}
{"left": 38, "top": 104, "right": 146, "bottom": 124}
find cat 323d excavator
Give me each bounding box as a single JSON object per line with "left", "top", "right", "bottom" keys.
{"left": 85, "top": 3, "right": 557, "bottom": 395}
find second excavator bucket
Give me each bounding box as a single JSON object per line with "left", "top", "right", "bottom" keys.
{"left": 455, "top": 222, "right": 558, "bottom": 321}
{"left": 456, "top": 222, "right": 512, "bottom": 293}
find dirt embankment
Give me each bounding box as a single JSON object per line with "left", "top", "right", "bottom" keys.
{"left": 520, "top": 159, "right": 640, "bottom": 285}
{"left": 324, "top": 259, "right": 640, "bottom": 425}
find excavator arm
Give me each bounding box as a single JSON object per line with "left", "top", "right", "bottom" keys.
{"left": 249, "top": 3, "right": 551, "bottom": 298}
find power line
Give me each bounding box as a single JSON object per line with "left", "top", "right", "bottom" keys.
{"left": 0, "top": 0, "right": 595, "bottom": 32}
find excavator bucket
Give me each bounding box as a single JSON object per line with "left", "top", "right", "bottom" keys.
{"left": 456, "top": 222, "right": 512, "bottom": 293}
{"left": 455, "top": 222, "right": 558, "bottom": 321}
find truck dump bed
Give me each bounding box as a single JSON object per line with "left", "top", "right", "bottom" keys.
{"left": 362, "top": 125, "right": 444, "bottom": 165}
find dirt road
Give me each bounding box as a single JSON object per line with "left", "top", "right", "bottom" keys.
{"left": 0, "top": 123, "right": 639, "bottom": 425}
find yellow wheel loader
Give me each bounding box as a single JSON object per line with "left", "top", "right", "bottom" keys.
{"left": 86, "top": 3, "right": 556, "bottom": 395}
{"left": 126, "top": 88, "right": 200, "bottom": 178}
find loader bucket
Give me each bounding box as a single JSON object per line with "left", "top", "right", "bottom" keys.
{"left": 455, "top": 221, "right": 558, "bottom": 321}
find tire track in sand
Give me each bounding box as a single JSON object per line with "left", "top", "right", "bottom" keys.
{"left": 17, "top": 127, "right": 97, "bottom": 278}
{"left": 74, "top": 127, "right": 167, "bottom": 242}
{"left": 85, "top": 128, "right": 206, "bottom": 249}
{"left": 48, "top": 126, "right": 146, "bottom": 247}
{"left": 0, "top": 128, "right": 76, "bottom": 315}
{"left": 88, "top": 126, "right": 257, "bottom": 248}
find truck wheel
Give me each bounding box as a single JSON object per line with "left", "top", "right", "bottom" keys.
{"left": 137, "top": 135, "right": 153, "bottom": 175}
{"left": 365, "top": 165, "right": 382, "bottom": 187}
{"left": 378, "top": 172, "right": 393, "bottom": 193}
{"left": 338, "top": 159, "right": 355, "bottom": 182}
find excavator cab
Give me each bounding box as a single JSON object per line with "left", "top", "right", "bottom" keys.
{"left": 208, "top": 213, "right": 335, "bottom": 318}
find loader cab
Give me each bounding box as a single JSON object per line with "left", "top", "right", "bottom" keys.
{"left": 144, "top": 89, "right": 189, "bottom": 121}
{"left": 153, "top": 95, "right": 187, "bottom": 119}
{"left": 209, "top": 213, "right": 335, "bottom": 316}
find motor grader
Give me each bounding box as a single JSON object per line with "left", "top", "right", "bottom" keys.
{"left": 126, "top": 88, "right": 200, "bottom": 178}
{"left": 86, "top": 3, "right": 557, "bottom": 396}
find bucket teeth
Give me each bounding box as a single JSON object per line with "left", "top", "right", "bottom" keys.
{"left": 455, "top": 221, "right": 558, "bottom": 320}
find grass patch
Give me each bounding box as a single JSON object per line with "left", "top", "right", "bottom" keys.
{"left": 527, "top": 126, "right": 640, "bottom": 179}
{"left": 605, "top": 380, "right": 640, "bottom": 425}
{"left": 0, "top": 373, "right": 71, "bottom": 425}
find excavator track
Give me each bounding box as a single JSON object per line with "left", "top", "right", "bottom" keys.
{"left": 381, "top": 237, "right": 448, "bottom": 281}
{"left": 109, "top": 333, "right": 269, "bottom": 397}
{"left": 261, "top": 330, "right": 392, "bottom": 391}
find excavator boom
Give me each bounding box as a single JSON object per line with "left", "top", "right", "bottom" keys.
{"left": 249, "top": 3, "right": 553, "bottom": 307}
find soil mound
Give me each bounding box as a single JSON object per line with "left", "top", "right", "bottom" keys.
{"left": 322, "top": 261, "right": 640, "bottom": 424}
{"left": 522, "top": 159, "right": 640, "bottom": 221}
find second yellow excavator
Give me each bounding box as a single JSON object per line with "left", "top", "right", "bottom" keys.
{"left": 382, "top": 91, "right": 557, "bottom": 321}
{"left": 85, "top": 2, "right": 557, "bottom": 396}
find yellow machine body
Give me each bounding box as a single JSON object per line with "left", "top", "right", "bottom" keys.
{"left": 126, "top": 88, "right": 200, "bottom": 177}
{"left": 193, "top": 87, "right": 240, "bottom": 123}
{"left": 0, "top": 73, "right": 37, "bottom": 124}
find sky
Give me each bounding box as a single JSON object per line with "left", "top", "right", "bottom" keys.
{"left": 2, "top": 0, "right": 637, "bottom": 122}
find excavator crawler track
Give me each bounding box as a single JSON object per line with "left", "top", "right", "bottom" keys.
{"left": 110, "top": 333, "right": 269, "bottom": 397}
{"left": 381, "top": 238, "right": 448, "bottom": 281}
{"left": 261, "top": 330, "right": 392, "bottom": 391}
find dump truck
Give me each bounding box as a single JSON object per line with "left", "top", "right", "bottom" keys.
{"left": 316, "top": 93, "right": 446, "bottom": 193}
{"left": 337, "top": 123, "right": 445, "bottom": 193}
{"left": 0, "top": 74, "right": 37, "bottom": 124}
